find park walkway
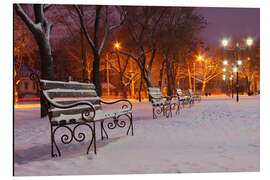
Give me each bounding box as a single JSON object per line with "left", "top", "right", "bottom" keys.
{"left": 14, "top": 96, "right": 260, "bottom": 176}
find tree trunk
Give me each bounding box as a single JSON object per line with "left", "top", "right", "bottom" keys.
{"left": 93, "top": 52, "right": 101, "bottom": 96}
{"left": 138, "top": 73, "right": 143, "bottom": 102}
{"left": 35, "top": 34, "right": 54, "bottom": 80}
{"left": 159, "top": 60, "right": 166, "bottom": 89}
{"left": 143, "top": 74, "right": 152, "bottom": 88}
{"left": 81, "top": 27, "right": 87, "bottom": 82}
{"left": 202, "top": 81, "right": 206, "bottom": 92}
{"left": 166, "top": 60, "right": 172, "bottom": 96}
{"left": 14, "top": 83, "right": 19, "bottom": 105}
{"left": 247, "top": 77, "right": 251, "bottom": 95}
{"left": 14, "top": 4, "right": 54, "bottom": 80}
{"left": 188, "top": 65, "right": 192, "bottom": 89}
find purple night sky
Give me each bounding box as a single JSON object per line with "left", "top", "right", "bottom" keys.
{"left": 198, "top": 7, "right": 260, "bottom": 45}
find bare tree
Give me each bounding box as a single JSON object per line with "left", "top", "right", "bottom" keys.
{"left": 158, "top": 8, "right": 207, "bottom": 95}
{"left": 74, "top": 5, "right": 126, "bottom": 96}
{"left": 117, "top": 7, "right": 167, "bottom": 89}
{"left": 239, "top": 40, "right": 260, "bottom": 95}
{"left": 191, "top": 57, "right": 222, "bottom": 92}
{"left": 104, "top": 51, "right": 139, "bottom": 98}
{"left": 14, "top": 4, "right": 54, "bottom": 80}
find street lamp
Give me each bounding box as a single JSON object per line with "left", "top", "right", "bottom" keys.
{"left": 221, "top": 37, "right": 252, "bottom": 102}
{"left": 114, "top": 42, "right": 120, "bottom": 49}
{"left": 223, "top": 60, "right": 234, "bottom": 99}
{"left": 222, "top": 39, "right": 229, "bottom": 47}
{"left": 194, "top": 55, "right": 204, "bottom": 93}
{"left": 246, "top": 38, "right": 253, "bottom": 46}
{"left": 237, "top": 60, "right": 242, "bottom": 65}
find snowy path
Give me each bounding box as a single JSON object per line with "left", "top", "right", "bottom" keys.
{"left": 14, "top": 96, "right": 260, "bottom": 176}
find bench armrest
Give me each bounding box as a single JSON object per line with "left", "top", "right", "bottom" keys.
{"left": 100, "top": 98, "right": 133, "bottom": 111}
{"left": 162, "top": 95, "right": 173, "bottom": 101}
{"left": 170, "top": 95, "right": 178, "bottom": 99}
{"left": 42, "top": 91, "right": 96, "bottom": 122}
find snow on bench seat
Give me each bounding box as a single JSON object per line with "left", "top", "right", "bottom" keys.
{"left": 51, "top": 108, "right": 132, "bottom": 126}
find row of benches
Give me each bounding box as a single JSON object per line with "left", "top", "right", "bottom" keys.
{"left": 29, "top": 74, "right": 201, "bottom": 157}
{"left": 148, "top": 87, "right": 201, "bottom": 119}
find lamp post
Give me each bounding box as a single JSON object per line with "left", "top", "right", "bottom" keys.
{"left": 223, "top": 60, "right": 234, "bottom": 99}
{"left": 104, "top": 42, "right": 121, "bottom": 97}
{"left": 221, "top": 37, "right": 252, "bottom": 102}
{"left": 106, "top": 57, "right": 110, "bottom": 97}
{"left": 194, "top": 55, "right": 203, "bottom": 93}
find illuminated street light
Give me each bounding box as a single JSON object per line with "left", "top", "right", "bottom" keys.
{"left": 223, "top": 75, "right": 226, "bottom": 80}
{"left": 223, "top": 60, "right": 228, "bottom": 65}
{"left": 114, "top": 42, "right": 120, "bottom": 49}
{"left": 233, "top": 67, "right": 238, "bottom": 72}
{"left": 222, "top": 39, "right": 229, "bottom": 47}
{"left": 237, "top": 60, "right": 242, "bottom": 65}
{"left": 222, "top": 68, "right": 226, "bottom": 72}
{"left": 229, "top": 76, "right": 233, "bottom": 80}
{"left": 197, "top": 55, "right": 203, "bottom": 61}
{"left": 246, "top": 38, "right": 253, "bottom": 46}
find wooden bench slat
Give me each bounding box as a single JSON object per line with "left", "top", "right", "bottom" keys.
{"left": 44, "top": 89, "right": 97, "bottom": 98}
{"left": 40, "top": 80, "right": 95, "bottom": 90}
{"left": 52, "top": 97, "right": 100, "bottom": 105}
{"left": 49, "top": 104, "right": 102, "bottom": 118}
{"left": 51, "top": 109, "right": 132, "bottom": 124}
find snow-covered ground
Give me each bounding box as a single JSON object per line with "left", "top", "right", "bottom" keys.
{"left": 14, "top": 96, "right": 260, "bottom": 176}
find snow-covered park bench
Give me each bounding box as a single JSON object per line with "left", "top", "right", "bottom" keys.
{"left": 30, "top": 74, "right": 134, "bottom": 158}
{"left": 148, "top": 87, "right": 180, "bottom": 119}
{"left": 188, "top": 89, "right": 201, "bottom": 102}
{"left": 174, "top": 88, "right": 192, "bottom": 108}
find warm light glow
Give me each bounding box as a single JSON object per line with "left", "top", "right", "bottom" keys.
{"left": 233, "top": 67, "right": 238, "bottom": 72}
{"left": 237, "top": 60, "right": 242, "bottom": 65}
{"left": 223, "top": 75, "right": 226, "bottom": 80}
{"left": 222, "top": 39, "right": 229, "bottom": 47}
{"left": 246, "top": 38, "right": 253, "bottom": 46}
{"left": 222, "top": 68, "right": 226, "bottom": 72}
{"left": 229, "top": 76, "right": 233, "bottom": 80}
{"left": 114, "top": 42, "right": 120, "bottom": 49}
{"left": 15, "top": 104, "right": 40, "bottom": 109}
{"left": 223, "top": 60, "right": 228, "bottom": 65}
{"left": 197, "top": 55, "right": 203, "bottom": 61}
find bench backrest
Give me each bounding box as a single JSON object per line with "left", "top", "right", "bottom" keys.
{"left": 188, "top": 89, "right": 194, "bottom": 97}
{"left": 176, "top": 88, "right": 185, "bottom": 98}
{"left": 40, "top": 80, "right": 101, "bottom": 119}
{"left": 148, "top": 87, "right": 165, "bottom": 105}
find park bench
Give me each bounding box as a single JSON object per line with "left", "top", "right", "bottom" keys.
{"left": 148, "top": 87, "right": 180, "bottom": 119}
{"left": 174, "top": 88, "right": 193, "bottom": 108}
{"left": 30, "top": 73, "right": 134, "bottom": 158}
{"left": 188, "top": 89, "right": 201, "bottom": 102}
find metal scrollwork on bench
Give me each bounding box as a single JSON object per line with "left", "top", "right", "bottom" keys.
{"left": 152, "top": 105, "right": 164, "bottom": 119}
{"left": 170, "top": 101, "right": 181, "bottom": 115}
{"left": 107, "top": 118, "right": 126, "bottom": 129}
{"left": 100, "top": 113, "right": 133, "bottom": 140}
{"left": 51, "top": 122, "right": 95, "bottom": 157}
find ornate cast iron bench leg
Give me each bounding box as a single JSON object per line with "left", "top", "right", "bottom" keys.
{"left": 100, "top": 120, "right": 109, "bottom": 140}
{"left": 50, "top": 122, "right": 96, "bottom": 158}
{"left": 126, "top": 113, "right": 134, "bottom": 136}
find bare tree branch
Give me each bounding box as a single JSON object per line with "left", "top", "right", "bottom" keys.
{"left": 14, "top": 4, "right": 37, "bottom": 33}
{"left": 74, "top": 5, "right": 96, "bottom": 50}
{"left": 44, "top": 4, "right": 52, "bottom": 12}
{"left": 98, "top": 7, "right": 127, "bottom": 54}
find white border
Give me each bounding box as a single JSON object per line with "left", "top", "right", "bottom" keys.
{"left": 2, "top": 0, "right": 269, "bottom": 180}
